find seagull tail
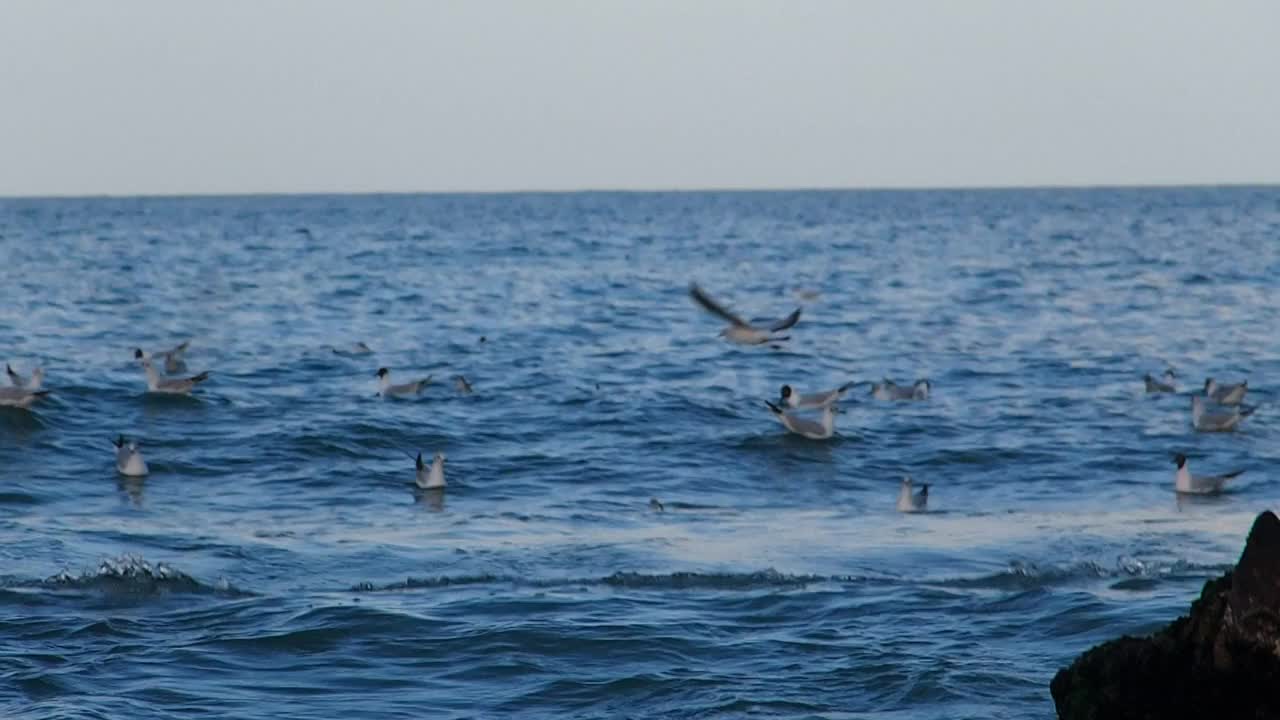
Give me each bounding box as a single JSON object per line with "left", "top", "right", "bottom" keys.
{"left": 1222, "top": 470, "right": 1246, "bottom": 481}
{"left": 190, "top": 372, "right": 211, "bottom": 384}
{"left": 1240, "top": 405, "right": 1257, "bottom": 418}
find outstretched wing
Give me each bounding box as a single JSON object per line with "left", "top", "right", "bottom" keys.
{"left": 768, "top": 307, "right": 802, "bottom": 332}
{"left": 689, "top": 284, "right": 749, "bottom": 328}
{"left": 6, "top": 364, "right": 21, "bottom": 387}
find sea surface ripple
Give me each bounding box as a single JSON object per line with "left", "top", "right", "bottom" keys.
{"left": 1, "top": 188, "right": 1278, "bottom": 718}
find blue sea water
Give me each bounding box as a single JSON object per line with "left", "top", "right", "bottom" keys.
{"left": 0, "top": 188, "right": 1278, "bottom": 719}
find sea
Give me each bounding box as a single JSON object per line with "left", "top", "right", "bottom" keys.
{"left": 1, "top": 187, "right": 1277, "bottom": 719}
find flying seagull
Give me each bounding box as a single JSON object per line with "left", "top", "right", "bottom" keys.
{"left": 689, "top": 283, "right": 801, "bottom": 345}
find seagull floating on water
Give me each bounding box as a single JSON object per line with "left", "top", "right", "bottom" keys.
{"left": 135, "top": 349, "right": 209, "bottom": 394}
{"left": 1204, "top": 378, "right": 1247, "bottom": 406}
{"left": 689, "top": 283, "right": 801, "bottom": 346}
{"left": 112, "top": 435, "right": 149, "bottom": 477}
{"left": 1144, "top": 370, "right": 1177, "bottom": 393}
{"left": 7, "top": 363, "right": 44, "bottom": 391}
{"left": 1174, "top": 453, "right": 1242, "bottom": 495}
{"left": 871, "top": 379, "right": 930, "bottom": 401}
{"left": 764, "top": 401, "right": 838, "bottom": 439}
{"left": 0, "top": 385, "right": 49, "bottom": 408}
{"left": 453, "top": 375, "right": 474, "bottom": 395}
{"left": 896, "top": 476, "right": 929, "bottom": 512}
{"left": 376, "top": 368, "right": 431, "bottom": 397}
{"left": 414, "top": 451, "right": 446, "bottom": 489}
{"left": 780, "top": 382, "right": 855, "bottom": 410}
{"left": 1191, "top": 395, "right": 1254, "bottom": 432}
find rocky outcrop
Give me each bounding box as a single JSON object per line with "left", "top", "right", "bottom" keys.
{"left": 1051, "top": 510, "right": 1280, "bottom": 719}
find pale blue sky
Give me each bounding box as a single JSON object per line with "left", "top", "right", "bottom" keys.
{"left": 1, "top": 1, "right": 1277, "bottom": 196}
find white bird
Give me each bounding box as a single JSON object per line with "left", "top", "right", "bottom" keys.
{"left": 414, "top": 451, "right": 446, "bottom": 489}
{"left": 871, "top": 379, "right": 931, "bottom": 401}
{"left": 1204, "top": 378, "right": 1247, "bottom": 406}
{"left": 689, "top": 283, "right": 801, "bottom": 346}
{"left": 6, "top": 363, "right": 45, "bottom": 391}
{"left": 112, "top": 435, "right": 149, "bottom": 477}
{"left": 1191, "top": 395, "right": 1254, "bottom": 432}
{"left": 453, "top": 375, "right": 474, "bottom": 395}
{"left": 764, "top": 401, "right": 838, "bottom": 439}
{"left": 376, "top": 367, "right": 431, "bottom": 397}
{"left": 0, "top": 385, "right": 49, "bottom": 408}
{"left": 1173, "top": 453, "right": 1242, "bottom": 495}
{"left": 896, "top": 476, "right": 929, "bottom": 512}
{"left": 1144, "top": 370, "right": 1176, "bottom": 393}
{"left": 134, "top": 348, "right": 210, "bottom": 394}
{"left": 779, "top": 381, "right": 855, "bottom": 410}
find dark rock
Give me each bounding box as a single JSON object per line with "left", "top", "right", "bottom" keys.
{"left": 1051, "top": 511, "right": 1280, "bottom": 719}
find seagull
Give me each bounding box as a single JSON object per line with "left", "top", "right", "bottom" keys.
{"left": 1144, "top": 370, "right": 1177, "bottom": 393}
{"left": 453, "top": 375, "right": 474, "bottom": 395}
{"left": 1173, "top": 453, "right": 1243, "bottom": 495}
{"left": 138, "top": 341, "right": 191, "bottom": 374}
{"left": 6, "top": 363, "right": 44, "bottom": 391}
{"left": 764, "top": 401, "right": 838, "bottom": 439}
{"left": 333, "top": 342, "right": 373, "bottom": 356}
{"left": 112, "top": 435, "right": 149, "bottom": 477}
{"left": 649, "top": 497, "right": 665, "bottom": 513}
{"left": 896, "top": 476, "right": 928, "bottom": 512}
{"left": 689, "top": 283, "right": 801, "bottom": 345}
{"left": 780, "top": 381, "right": 856, "bottom": 410}
{"left": 376, "top": 368, "right": 431, "bottom": 397}
{"left": 1191, "top": 395, "right": 1254, "bottom": 432}
{"left": 1204, "top": 378, "right": 1247, "bottom": 406}
{"left": 134, "top": 348, "right": 210, "bottom": 394}
{"left": 414, "top": 451, "right": 446, "bottom": 489}
{"left": 0, "top": 385, "right": 49, "bottom": 409}
{"left": 871, "top": 379, "right": 930, "bottom": 401}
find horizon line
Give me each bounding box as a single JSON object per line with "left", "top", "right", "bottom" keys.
{"left": 2, "top": 179, "right": 1278, "bottom": 202}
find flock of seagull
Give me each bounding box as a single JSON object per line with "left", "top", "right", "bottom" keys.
{"left": 0, "top": 282, "right": 1262, "bottom": 510}
{"left": 687, "top": 283, "right": 1260, "bottom": 510}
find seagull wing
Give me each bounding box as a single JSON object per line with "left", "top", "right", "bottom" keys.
{"left": 768, "top": 307, "right": 802, "bottom": 332}
{"left": 689, "top": 284, "right": 750, "bottom": 328}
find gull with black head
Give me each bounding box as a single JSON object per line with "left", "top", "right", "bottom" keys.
{"left": 134, "top": 349, "right": 209, "bottom": 395}
{"left": 1173, "top": 453, "right": 1243, "bottom": 495}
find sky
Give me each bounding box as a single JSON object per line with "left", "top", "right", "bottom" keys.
{"left": 1, "top": 1, "right": 1278, "bottom": 196}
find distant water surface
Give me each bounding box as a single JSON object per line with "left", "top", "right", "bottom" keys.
{"left": 1, "top": 188, "right": 1278, "bottom": 718}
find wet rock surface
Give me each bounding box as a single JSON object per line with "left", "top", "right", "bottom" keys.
{"left": 1051, "top": 511, "right": 1280, "bottom": 719}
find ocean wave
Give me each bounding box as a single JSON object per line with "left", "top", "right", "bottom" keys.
{"left": 33, "top": 555, "right": 249, "bottom": 598}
